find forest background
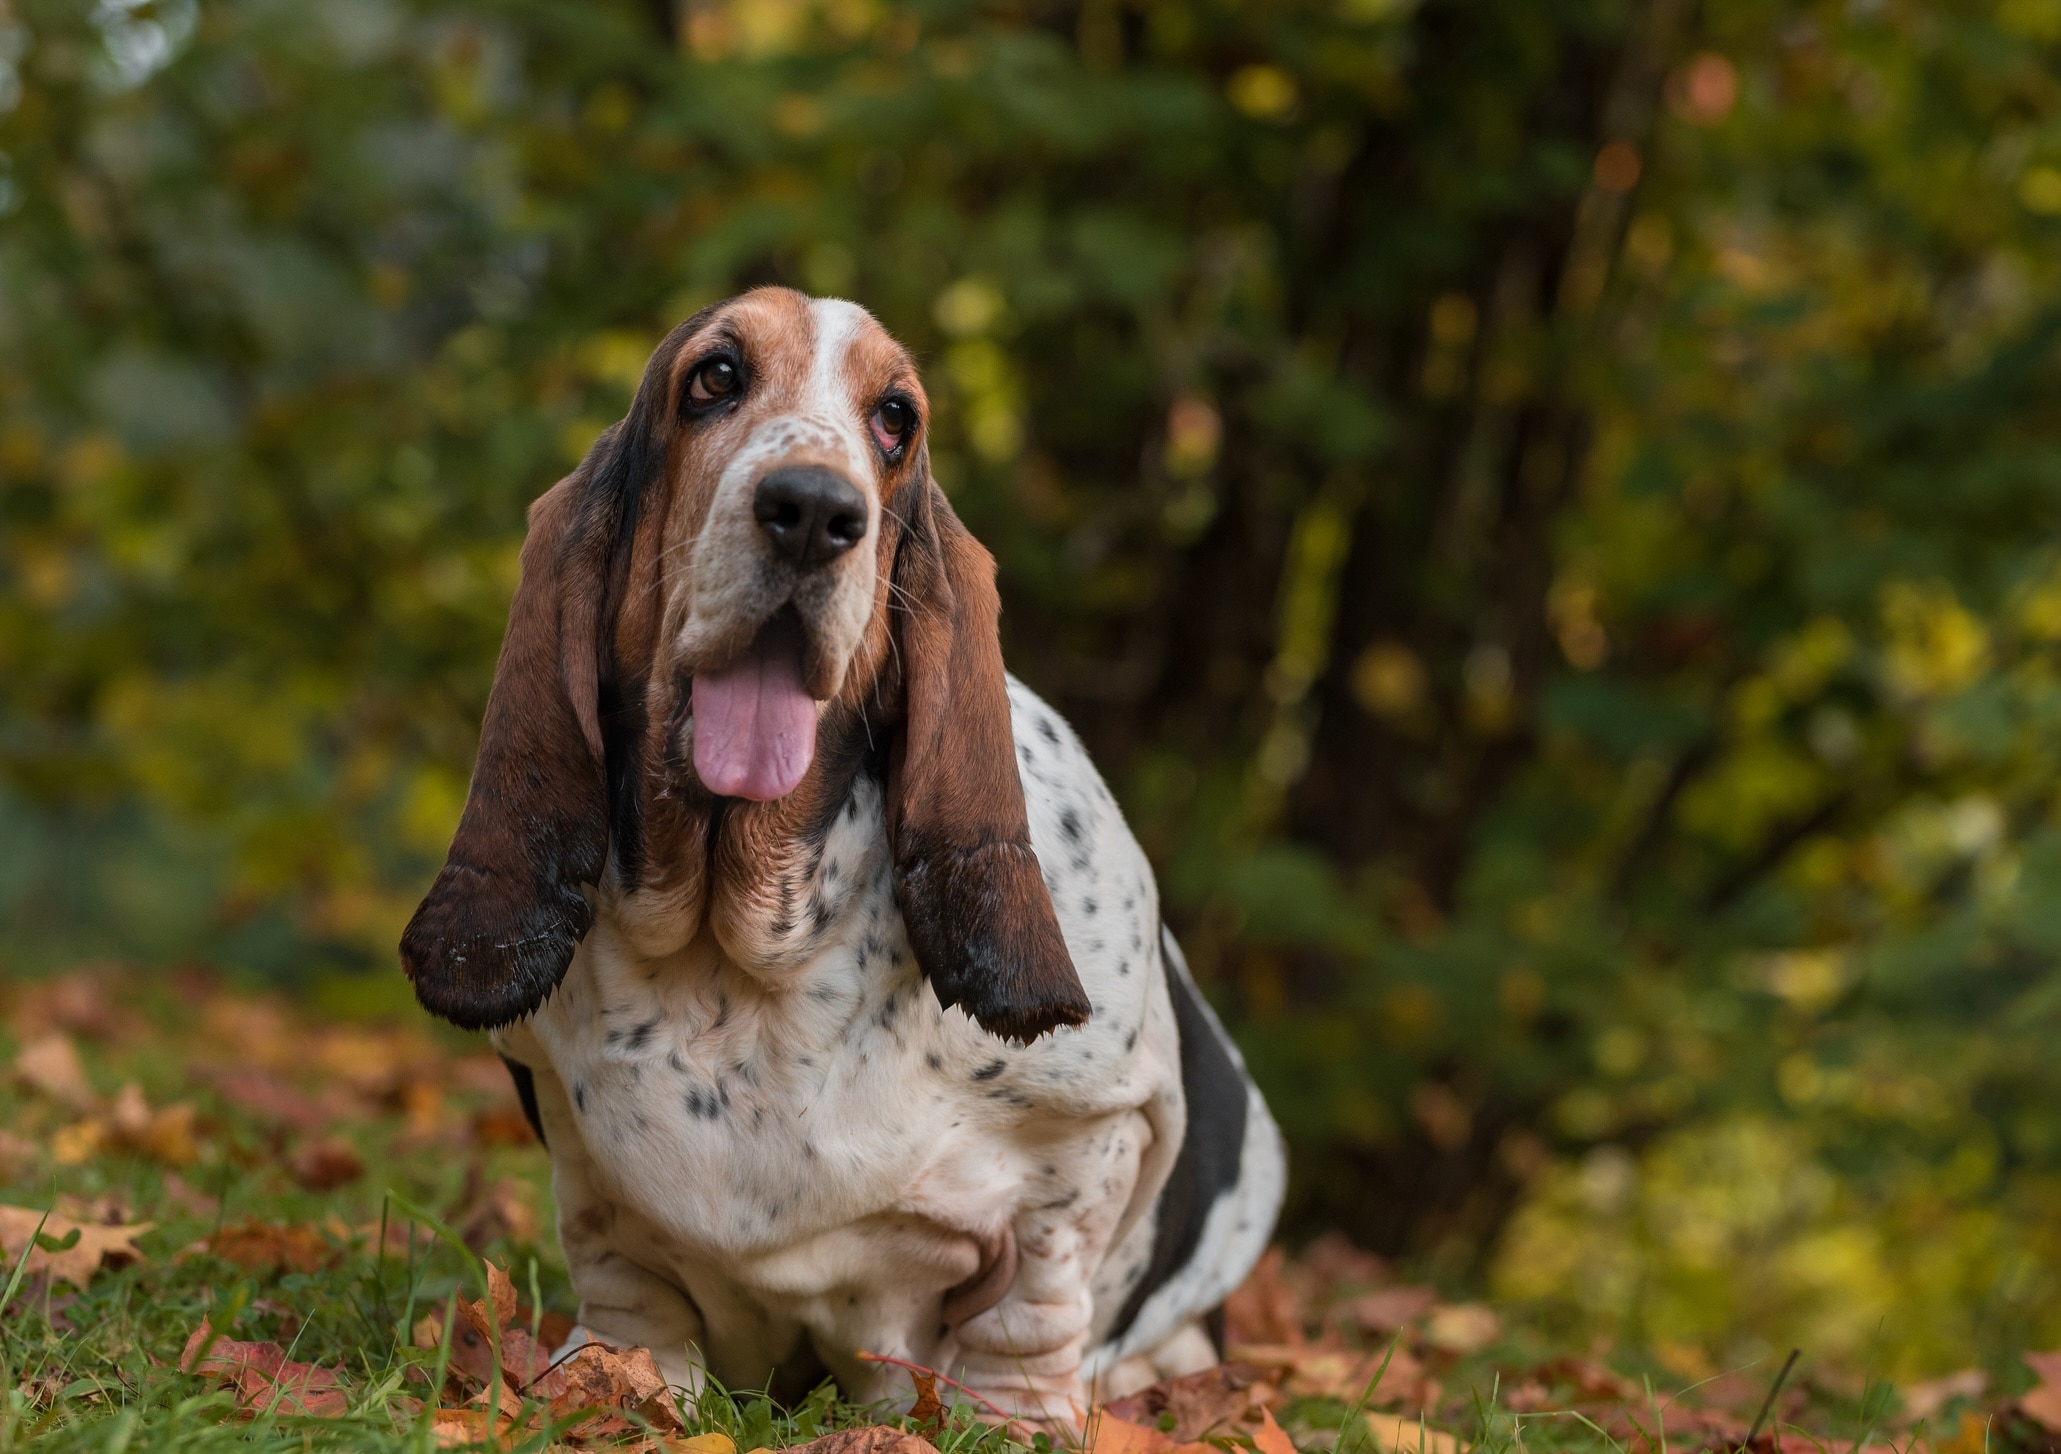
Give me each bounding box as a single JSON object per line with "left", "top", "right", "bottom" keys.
{"left": 3, "top": 0, "right": 2060, "bottom": 1383}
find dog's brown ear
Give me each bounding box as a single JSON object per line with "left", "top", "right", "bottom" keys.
{"left": 400, "top": 471, "right": 613, "bottom": 1031}
{"left": 885, "top": 474, "right": 1091, "bottom": 1042}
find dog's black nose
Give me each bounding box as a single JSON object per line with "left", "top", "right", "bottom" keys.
{"left": 753, "top": 468, "right": 868, "bottom": 568}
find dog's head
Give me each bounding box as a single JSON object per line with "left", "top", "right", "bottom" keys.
{"left": 400, "top": 288, "right": 1089, "bottom": 1043}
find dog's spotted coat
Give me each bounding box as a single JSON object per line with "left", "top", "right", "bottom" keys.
{"left": 402, "top": 290, "right": 1284, "bottom": 1427}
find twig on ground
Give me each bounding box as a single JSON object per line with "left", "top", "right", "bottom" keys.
{"left": 1741, "top": 1350, "right": 1801, "bottom": 1452}
{"left": 856, "top": 1350, "right": 1017, "bottom": 1426}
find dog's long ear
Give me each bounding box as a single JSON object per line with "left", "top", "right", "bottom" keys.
{"left": 885, "top": 473, "right": 1091, "bottom": 1042}
{"left": 400, "top": 467, "right": 615, "bottom": 1031}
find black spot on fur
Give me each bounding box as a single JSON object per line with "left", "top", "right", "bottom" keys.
{"left": 500, "top": 1057, "right": 546, "bottom": 1148}
{"left": 573, "top": 1081, "right": 588, "bottom": 1113}
{"left": 1060, "top": 808, "right": 1083, "bottom": 843}
{"left": 972, "top": 1060, "right": 1007, "bottom": 1082}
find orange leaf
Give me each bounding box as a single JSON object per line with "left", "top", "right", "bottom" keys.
{"left": 1253, "top": 1409, "right": 1299, "bottom": 1454}
{"left": 190, "top": 1219, "right": 336, "bottom": 1274}
{"left": 908, "top": 1368, "right": 945, "bottom": 1435}
{"left": 1086, "top": 1410, "right": 1174, "bottom": 1454}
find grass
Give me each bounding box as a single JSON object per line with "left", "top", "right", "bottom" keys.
{"left": 0, "top": 967, "right": 2025, "bottom": 1453}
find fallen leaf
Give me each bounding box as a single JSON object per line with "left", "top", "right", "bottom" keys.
{"left": 1253, "top": 1409, "right": 1299, "bottom": 1454}
{"left": 0, "top": 1205, "right": 153, "bottom": 1287}
{"left": 1424, "top": 1303, "right": 1500, "bottom": 1355}
{"left": 13, "top": 1033, "right": 98, "bottom": 1111}
{"left": 0, "top": 1129, "right": 37, "bottom": 1178}
{"left": 430, "top": 1405, "right": 524, "bottom": 1447}
{"left": 105, "top": 1083, "right": 201, "bottom": 1165}
{"left": 1297, "top": 1232, "right": 1393, "bottom": 1292}
{"left": 470, "top": 1106, "right": 537, "bottom": 1148}
{"left": 1365, "top": 1412, "right": 1462, "bottom": 1454}
{"left": 1346, "top": 1285, "right": 1438, "bottom": 1333}
{"left": 1223, "top": 1247, "right": 1306, "bottom": 1346}
{"left": 157, "top": 1172, "right": 221, "bottom": 1219}
{"left": 1528, "top": 1356, "right": 1639, "bottom": 1403}
{"left": 287, "top": 1136, "right": 363, "bottom": 1191}
{"left": 12, "top": 971, "right": 122, "bottom": 1040}
{"left": 48, "top": 1119, "right": 105, "bottom": 1166}
{"left": 1904, "top": 1370, "right": 1987, "bottom": 1423}
{"left": 191, "top": 1219, "right": 337, "bottom": 1274}
{"left": 1102, "top": 1361, "right": 1277, "bottom": 1442}
{"left": 195, "top": 1065, "right": 344, "bottom": 1131}
{"left": 181, "top": 1318, "right": 351, "bottom": 1417}
{"left": 1230, "top": 1343, "right": 1427, "bottom": 1409}
{"left": 673, "top": 1435, "right": 739, "bottom": 1454}
{"left": 788, "top": 1429, "right": 943, "bottom": 1454}
{"left": 908, "top": 1368, "right": 945, "bottom": 1436}
{"left": 453, "top": 1174, "right": 539, "bottom": 1249}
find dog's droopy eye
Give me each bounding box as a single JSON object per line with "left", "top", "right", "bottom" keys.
{"left": 871, "top": 399, "right": 912, "bottom": 454}
{"left": 688, "top": 357, "right": 740, "bottom": 404}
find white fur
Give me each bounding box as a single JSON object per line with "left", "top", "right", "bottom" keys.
{"left": 496, "top": 681, "right": 1283, "bottom": 1426}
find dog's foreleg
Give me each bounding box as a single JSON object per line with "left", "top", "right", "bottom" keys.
{"left": 947, "top": 1109, "right": 1150, "bottom": 1432}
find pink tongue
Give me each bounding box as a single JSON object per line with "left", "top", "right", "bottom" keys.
{"left": 691, "top": 616, "right": 818, "bottom": 801}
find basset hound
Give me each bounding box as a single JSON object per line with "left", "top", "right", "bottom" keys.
{"left": 400, "top": 287, "right": 1284, "bottom": 1427}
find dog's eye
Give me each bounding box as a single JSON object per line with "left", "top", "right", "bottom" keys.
{"left": 688, "top": 357, "right": 740, "bottom": 404}
{"left": 871, "top": 399, "right": 912, "bottom": 453}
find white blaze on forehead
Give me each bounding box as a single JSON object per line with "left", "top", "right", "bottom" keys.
{"left": 804, "top": 297, "right": 873, "bottom": 471}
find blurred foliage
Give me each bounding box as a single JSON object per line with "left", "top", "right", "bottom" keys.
{"left": 5, "top": 0, "right": 2061, "bottom": 1377}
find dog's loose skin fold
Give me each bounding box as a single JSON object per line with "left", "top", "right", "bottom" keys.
{"left": 399, "top": 290, "right": 1282, "bottom": 1429}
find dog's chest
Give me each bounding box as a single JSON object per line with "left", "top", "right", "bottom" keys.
{"left": 505, "top": 687, "right": 1171, "bottom": 1274}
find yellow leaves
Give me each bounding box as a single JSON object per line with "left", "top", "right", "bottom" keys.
{"left": 1364, "top": 1413, "right": 1463, "bottom": 1454}
{"left": 1351, "top": 642, "right": 1428, "bottom": 722}
{"left": 934, "top": 278, "right": 1005, "bottom": 339}
{"left": 0, "top": 1205, "right": 154, "bottom": 1287}
{"left": 1228, "top": 65, "right": 1298, "bottom": 121}
{"left": 1880, "top": 580, "right": 1989, "bottom": 700}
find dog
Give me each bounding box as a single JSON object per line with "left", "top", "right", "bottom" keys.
{"left": 400, "top": 288, "right": 1284, "bottom": 1427}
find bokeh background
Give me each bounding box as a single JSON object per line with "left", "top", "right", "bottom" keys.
{"left": 5, "top": 0, "right": 2061, "bottom": 1379}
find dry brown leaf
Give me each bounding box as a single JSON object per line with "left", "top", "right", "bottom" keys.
{"left": 430, "top": 1405, "right": 525, "bottom": 1447}
{"left": 1101, "top": 1361, "right": 1276, "bottom": 1442}
{"left": 105, "top": 1083, "right": 200, "bottom": 1165}
{"left": 1424, "top": 1303, "right": 1500, "bottom": 1355}
{"left": 453, "top": 1175, "right": 539, "bottom": 1249}
{"left": 180, "top": 1318, "right": 351, "bottom": 1418}
{"left": 192, "top": 1219, "right": 337, "bottom": 1274}
{"left": 0, "top": 1129, "right": 37, "bottom": 1178}
{"left": 1254, "top": 1409, "right": 1300, "bottom": 1454}
{"left": 286, "top": 1136, "right": 363, "bottom": 1191}
{"left": 1223, "top": 1247, "right": 1305, "bottom": 1346}
{"left": 908, "top": 1369, "right": 945, "bottom": 1437}
{"left": 14, "top": 1033, "right": 97, "bottom": 1111}
{"left": 195, "top": 1065, "right": 344, "bottom": 1131}
{"left": 12, "top": 971, "right": 122, "bottom": 1040}
{"left": 2025, "top": 1388, "right": 2061, "bottom": 1435}
{"left": 1297, "top": 1231, "right": 1392, "bottom": 1292}
{"left": 1230, "top": 1343, "right": 1427, "bottom": 1409}
{"left": 1903, "top": 1370, "right": 1987, "bottom": 1423}
{"left": 1345, "top": 1285, "right": 1438, "bottom": 1333}
{"left": 1365, "top": 1412, "right": 1461, "bottom": 1454}
{"left": 469, "top": 1106, "right": 537, "bottom": 1148}
{"left": 788, "top": 1428, "right": 943, "bottom": 1454}
{"left": 0, "top": 1204, "right": 153, "bottom": 1286}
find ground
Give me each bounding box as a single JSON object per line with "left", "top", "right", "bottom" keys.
{"left": 1, "top": 966, "right": 2054, "bottom": 1454}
